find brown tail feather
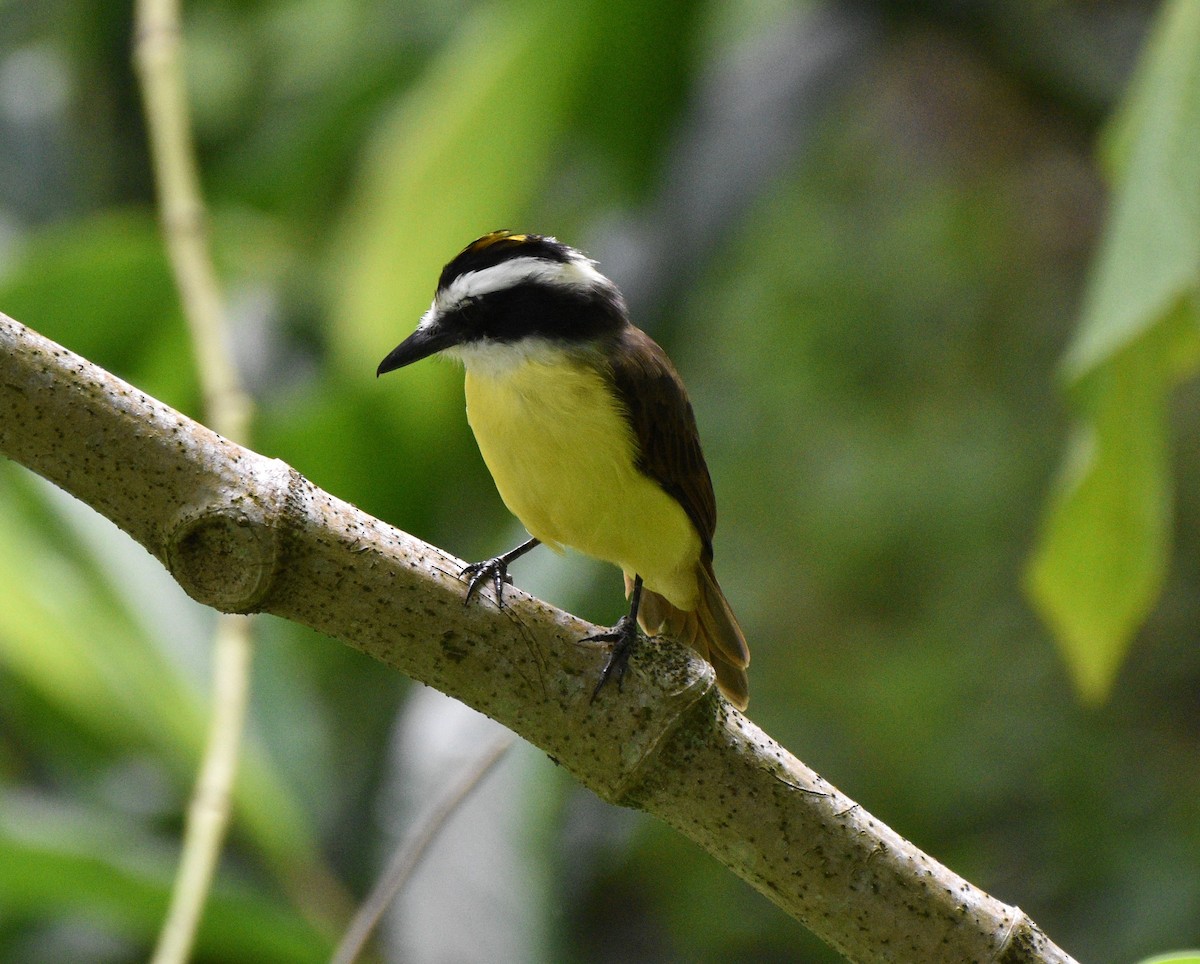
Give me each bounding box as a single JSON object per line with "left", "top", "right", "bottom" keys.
{"left": 625, "top": 567, "right": 750, "bottom": 710}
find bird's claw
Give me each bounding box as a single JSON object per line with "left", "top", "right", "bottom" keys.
{"left": 461, "top": 557, "right": 515, "bottom": 607}
{"left": 583, "top": 615, "right": 640, "bottom": 702}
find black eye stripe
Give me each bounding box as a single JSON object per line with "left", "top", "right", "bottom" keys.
{"left": 443, "top": 281, "right": 625, "bottom": 345}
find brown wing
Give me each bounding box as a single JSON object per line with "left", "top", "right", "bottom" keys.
{"left": 609, "top": 326, "right": 750, "bottom": 708}
{"left": 606, "top": 325, "right": 717, "bottom": 553}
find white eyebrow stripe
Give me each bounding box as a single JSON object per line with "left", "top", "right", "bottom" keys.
{"left": 434, "top": 255, "right": 608, "bottom": 314}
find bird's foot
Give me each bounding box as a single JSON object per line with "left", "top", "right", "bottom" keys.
{"left": 461, "top": 556, "right": 515, "bottom": 607}
{"left": 582, "top": 615, "right": 640, "bottom": 702}
{"left": 460, "top": 537, "right": 541, "bottom": 608}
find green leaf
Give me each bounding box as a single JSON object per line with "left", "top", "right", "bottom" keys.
{"left": 1026, "top": 0, "right": 1200, "bottom": 703}
{"left": 1062, "top": 1, "right": 1200, "bottom": 380}
{"left": 1133, "top": 954, "right": 1200, "bottom": 964}
{"left": 0, "top": 210, "right": 181, "bottom": 381}
{"left": 0, "top": 469, "right": 322, "bottom": 892}
{"left": 0, "top": 791, "right": 331, "bottom": 963}
{"left": 327, "top": 0, "right": 593, "bottom": 382}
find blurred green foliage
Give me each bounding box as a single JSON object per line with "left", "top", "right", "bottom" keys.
{"left": 1, "top": 0, "right": 1198, "bottom": 962}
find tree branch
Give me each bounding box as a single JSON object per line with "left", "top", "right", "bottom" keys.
{"left": 0, "top": 312, "right": 1077, "bottom": 964}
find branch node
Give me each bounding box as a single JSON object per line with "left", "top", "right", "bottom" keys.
{"left": 167, "top": 504, "right": 280, "bottom": 612}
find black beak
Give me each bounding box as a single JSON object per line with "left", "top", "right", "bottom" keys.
{"left": 376, "top": 323, "right": 458, "bottom": 377}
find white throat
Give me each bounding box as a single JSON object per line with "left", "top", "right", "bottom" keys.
{"left": 447, "top": 336, "right": 581, "bottom": 378}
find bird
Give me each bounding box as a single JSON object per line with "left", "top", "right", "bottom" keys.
{"left": 377, "top": 231, "right": 749, "bottom": 709}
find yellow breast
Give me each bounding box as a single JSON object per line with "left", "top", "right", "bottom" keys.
{"left": 463, "top": 352, "right": 701, "bottom": 609}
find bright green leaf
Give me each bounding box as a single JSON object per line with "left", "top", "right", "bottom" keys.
{"left": 1026, "top": 0, "right": 1200, "bottom": 703}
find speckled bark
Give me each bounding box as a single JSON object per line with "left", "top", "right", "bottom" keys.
{"left": 0, "top": 313, "right": 1078, "bottom": 964}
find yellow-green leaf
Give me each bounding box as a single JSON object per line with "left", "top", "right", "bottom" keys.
{"left": 1026, "top": 0, "right": 1200, "bottom": 703}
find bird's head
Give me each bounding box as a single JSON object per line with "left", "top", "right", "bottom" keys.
{"left": 377, "top": 231, "right": 627, "bottom": 376}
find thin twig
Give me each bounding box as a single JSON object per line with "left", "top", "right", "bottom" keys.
{"left": 151, "top": 617, "right": 253, "bottom": 963}
{"left": 132, "top": 1, "right": 256, "bottom": 961}
{"left": 132, "top": 0, "right": 250, "bottom": 431}
{"left": 331, "top": 733, "right": 516, "bottom": 964}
